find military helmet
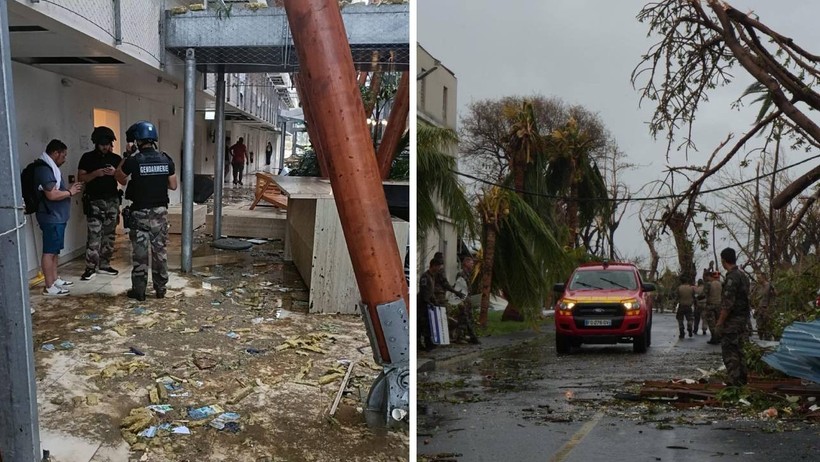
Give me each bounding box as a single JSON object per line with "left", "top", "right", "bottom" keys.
{"left": 91, "top": 126, "right": 116, "bottom": 145}
{"left": 126, "top": 120, "right": 158, "bottom": 143}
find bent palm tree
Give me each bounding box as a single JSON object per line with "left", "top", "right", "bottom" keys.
{"left": 417, "top": 121, "right": 476, "bottom": 243}
{"left": 477, "top": 186, "right": 569, "bottom": 327}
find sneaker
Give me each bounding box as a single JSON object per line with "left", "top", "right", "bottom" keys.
{"left": 127, "top": 289, "right": 146, "bottom": 301}
{"left": 43, "top": 285, "right": 69, "bottom": 296}
{"left": 81, "top": 268, "right": 96, "bottom": 281}
{"left": 97, "top": 266, "right": 119, "bottom": 276}
{"left": 54, "top": 278, "right": 74, "bottom": 287}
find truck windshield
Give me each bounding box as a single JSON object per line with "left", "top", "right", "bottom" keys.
{"left": 570, "top": 270, "right": 637, "bottom": 290}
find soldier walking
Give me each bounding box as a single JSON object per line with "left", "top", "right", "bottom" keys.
{"left": 676, "top": 276, "right": 696, "bottom": 338}
{"left": 115, "top": 121, "right": 178, "bottom": 301}
{"left": 703, "top": 271, "right": 722, "bottom": 344}
{"left": 716, "top": 248, "right": 751, "bottom": 387}
{"left": 78, "top": 126, "right": 122, "bottom": 280}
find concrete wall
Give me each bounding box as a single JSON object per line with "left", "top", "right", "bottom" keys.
{"left": 417, "top": 44, "right": 458, "bottom": 129}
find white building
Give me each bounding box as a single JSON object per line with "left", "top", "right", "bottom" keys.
{"left": 7, "top": 0, "right": 293, "bottom": 276}
{"left": 417, "top": 43, "right": 460, "bottom": 283}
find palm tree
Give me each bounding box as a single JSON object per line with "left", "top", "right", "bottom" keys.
{"left": 417, "top": 121, "right": 476, "bottom": 243}
{"left": 476, "top": 186, "right": 569, "bottom": 327}
{"left": 546, "top": 117, "right": 609, "bottom": 249}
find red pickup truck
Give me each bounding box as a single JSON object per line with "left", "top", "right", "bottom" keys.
{"left": 553, "top": 261, "right": 656, "bottom": 354}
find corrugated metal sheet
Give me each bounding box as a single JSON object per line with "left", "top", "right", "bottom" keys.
{"left": 763, "top": 320, "right": 820, "bottom": 384}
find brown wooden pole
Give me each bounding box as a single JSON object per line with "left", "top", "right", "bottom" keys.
{"left": 363, "top": 71, "right": 382, "bottom": 117}
{"left": 376, "top": 71, "right": 409, "bottom": 179}
{"left": 357, "top": 71, "right": 369, "bottom": 87}
{"left": 283, "top": 0, "right": 409, "bottom": 362}
{"left": 293, "top": 73, "right": 329, "bottom": 178}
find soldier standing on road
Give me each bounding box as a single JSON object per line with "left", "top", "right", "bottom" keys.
{"left": 716, "top": 248, "right": 751, "bottom": 387}
{"left": 449, "top": 256, "right": 479, "bottom": 345}
{"left": 676, "top": 276, "right": 696, "bottom": 338}
{"left": 77, "top": 126, "right": 122, "bottom": 281}
{"left": 115, "top": 121, "right": 177, "bottom": 301}
{"left": 703, "top": 272, "right": 723, "bottom": 344}
{"left": 418, "top": 258, "right": 445, "bottom": 351}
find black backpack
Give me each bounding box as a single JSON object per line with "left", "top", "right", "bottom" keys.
{"left": 21, "top": 159, "right": 49, "bottom": 214}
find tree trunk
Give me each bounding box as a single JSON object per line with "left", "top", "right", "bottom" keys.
{"left": 479, "top": 222, "right": 498, "bottom": 328}
{"left": 501, "top": 290, "right": 524, "bottom": 322}
{"left": 567, "top": 159, "right": 579, "bottom": 248}
{"left": 667, "top": 212, "right": 696, "bottom": 283}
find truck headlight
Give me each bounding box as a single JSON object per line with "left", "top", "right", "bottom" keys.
{"left": 623, "top": 299, "right": 641, "bottom": 315}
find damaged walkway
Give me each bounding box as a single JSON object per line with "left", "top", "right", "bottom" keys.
{"left": 30, "top": 227, "right": 407, "bottom": 461}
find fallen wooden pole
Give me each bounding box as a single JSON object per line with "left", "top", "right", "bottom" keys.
{"left": 330, "top": 361, "right": 356, "bottom": 417}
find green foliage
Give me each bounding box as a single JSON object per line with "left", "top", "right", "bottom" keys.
{"left": 417, "top": 122, "right": 476, "bottom": 242}
{"left": 478, "top": 309, "right": 540, "bottom": 337}
{"left": 769, "top": 258, "right": 820, "bottom": 337}
{"left": 289, "top": 148, "right": 321, "bottom": 177}
{"left": 388, "top": 132, "right": 410, "bottom": 181}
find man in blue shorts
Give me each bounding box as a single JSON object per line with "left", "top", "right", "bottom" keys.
{"left": 34, "top": 139, "right": 83, "bottom": 295}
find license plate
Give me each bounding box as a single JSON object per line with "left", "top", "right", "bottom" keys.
{"left": 585, "top": 319, "right": 611, "bottom": 327}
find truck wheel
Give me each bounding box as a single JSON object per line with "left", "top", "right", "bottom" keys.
{"left": 556, "top": 333, "right": 571, "bottom": 355}
{"left": 633, "top": 328, "right": 648, "bottom": 353}
{"left": 647, "top": 321, "right": 652, "bottom": 347}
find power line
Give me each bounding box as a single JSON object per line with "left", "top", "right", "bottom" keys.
{"left": 452, "top": 153, "right": 820, "bottom": 203}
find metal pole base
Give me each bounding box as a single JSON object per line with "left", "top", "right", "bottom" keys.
{"left": 359, "top": 299, "right": 409, "bottom": 429}
{"left": 364, "top": 365, "right": 409, "bottom": 430}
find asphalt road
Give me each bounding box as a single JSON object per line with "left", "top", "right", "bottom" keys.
{"left": 417, "top": 313, "right": 820, "bottom": 461}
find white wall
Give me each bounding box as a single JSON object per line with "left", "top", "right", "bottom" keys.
{"left": 13, "top": 62, "right": 185, "bottom": 275}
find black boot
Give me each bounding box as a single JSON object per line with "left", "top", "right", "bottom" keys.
{"left": 127, "top": 289, "right": 146, "bottom": 301}
{"left": 156, "top": 288, "right": 167, "bottom": 299}
{"left": 679, "top": 331, "right": 685, "bottom": 339}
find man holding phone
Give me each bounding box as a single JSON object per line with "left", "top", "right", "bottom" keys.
{"left": 77, "top": 126, "right": 122, "bottom": 280}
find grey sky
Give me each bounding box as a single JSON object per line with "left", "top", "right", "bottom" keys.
{"left": 418, "top": 0, "right": 820, "bottom": 271}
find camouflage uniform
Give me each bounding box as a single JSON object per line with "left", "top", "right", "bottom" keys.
{"left": 85, "top": 197, "right": 119, "bottom": 270}
{"left": 703, "top": 278, "right": 722, "bottom": 342}
{"left": 720, "top": 267, "right": 751, "bottom": 386}
{"left": 434, "top": 271, "right": 458, "bottom": 306}
{"left": 452, "top": 269, "right": 479, "bottom": 344}
{"left": 676, "top": 284, "right": 695, "bottom": 337}
{"left": 129, "top": 207, "right": 169, "bottom": 295}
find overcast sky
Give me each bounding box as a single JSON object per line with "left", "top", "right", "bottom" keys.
{"left": 418, "top": 0, "right": 820, "bottom": 271}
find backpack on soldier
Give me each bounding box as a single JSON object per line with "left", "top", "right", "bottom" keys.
{"left": 20, "top": 159, "right": 50, "bottom": 214}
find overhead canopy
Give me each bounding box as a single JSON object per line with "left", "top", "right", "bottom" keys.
{"left": 164, "top": 3, "right": 409, "bottom": 74}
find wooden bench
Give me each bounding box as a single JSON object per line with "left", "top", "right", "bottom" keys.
{"left": 250, "top": 172, "right": 289, "bottom": 210}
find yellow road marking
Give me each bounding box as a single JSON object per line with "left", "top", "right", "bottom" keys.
{"left": 548, "top": 412, "right": 603, "bottom": 462}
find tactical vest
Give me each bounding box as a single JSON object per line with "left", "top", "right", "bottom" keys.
{"left": 125, "top": 149, "right": 173, "bottom": 209}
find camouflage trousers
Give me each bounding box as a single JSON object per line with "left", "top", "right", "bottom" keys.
{"left": 703, "top": 304, "right": 720, "bottom": 337}
{"left": 676, "top": 304, "right": 694, "bottom": 335}
{"left": 85, "top": 197, "right": 119, "bottom": 269}
{"left": 128, "top": 207, "right": 169, "bottom": 294}
{"left": 720, "top": 315, "right": 749, "bottom": 386}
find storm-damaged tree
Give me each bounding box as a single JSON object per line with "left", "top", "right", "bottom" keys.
{"left": 475, "top": 186, "right": 568, "bottom": 328}
{"left": 633, "top": 0, "right": 820, "bottom": 218}
{"left": 545, "top": 117, "right": 611, "bottom": 250}
{"left": 417, "top": 121, "right": 476, "bottom": 245}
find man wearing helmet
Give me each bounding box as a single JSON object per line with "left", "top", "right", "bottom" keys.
{"left": 77, "top": 126, "right": 122, "bottom": 280}
{"left": 115, "top": 121, "right": 178, "bottom": 301}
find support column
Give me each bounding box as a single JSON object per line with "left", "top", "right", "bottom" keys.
{"left": 376, "top": 71, "right": 409, "bottom": 179}
{"left": 0, "top": 0, "right": 41, "bottom": 458}
{"left": 213, "top": 71, "right": 226, "bottom": 240}
{"left": 282, "top": 0, "right": 408, "bottom": 355}
{"left": 181, "top": 48, "right": 195, "bottom": 273}
{"left": 278, "top": 120, "right": 287, "bottom": 174}
{"left": 291, "top": 131, "right": 297, "bottom": 158}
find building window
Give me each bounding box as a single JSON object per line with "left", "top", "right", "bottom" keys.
{"left": 442, "top": 86, "right": 448, "bottom": 123}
